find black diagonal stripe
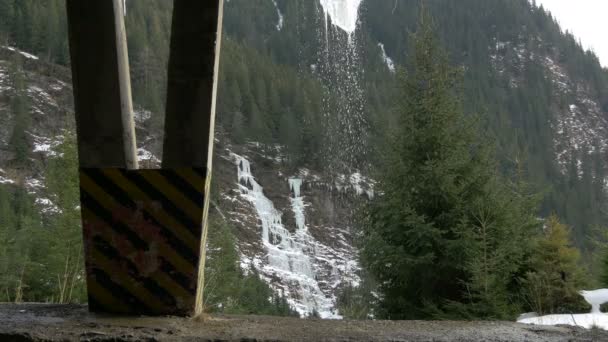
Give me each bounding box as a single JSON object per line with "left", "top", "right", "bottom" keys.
{"left": 159, "top": 169, "right": 204, "bottom": 208}
{"left": 90, "top": 267, "right": 151, "bottom": 314}
{"left": 93, "top": 236, "right": 177, "bottom": 308}
{"left": 87, "top": 294, "right": 128, "bottom": 314}
{"left": 83, "top": 168, "right": 198, "bottom": 265}
{"left": 87, "top": 294, "right": 108, "bottom": 313}
{"left": 158, "top": 257, "right": 196, "bottom": 294}
{"left": 192, "top": 167, "right": 207, "bottom": 180}
{"left": 80, "top": 190, "right": 148, "bottom": 251}
{"left": 118, "top": 169, "right": 200, "bottom": 232}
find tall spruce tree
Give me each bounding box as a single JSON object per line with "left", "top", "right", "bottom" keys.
{"left": 361, "top": 10, "right": 539, "bottom": 320}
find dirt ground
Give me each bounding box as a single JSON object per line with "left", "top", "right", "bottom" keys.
{"left": 1, "top": 304, "right": 608, "bottom": 341}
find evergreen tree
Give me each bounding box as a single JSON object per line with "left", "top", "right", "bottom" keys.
{"left": 45, "top": 131, "right": 86, "bottom": 303}
{"left": 522, "top": 215, "right": 588, "bottom": 314}
{"left": 361, "top": 11, "right": 538, "bottom": 320}
{"left": 336, "top": 273, "right": 377, "bottom": 319}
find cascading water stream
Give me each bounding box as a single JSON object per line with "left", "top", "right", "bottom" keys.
{"left": 316, "top": 0, "right": 368, "bottom": 175}
{"left": 233, "top": 153, "right": 339, "bottom": 318}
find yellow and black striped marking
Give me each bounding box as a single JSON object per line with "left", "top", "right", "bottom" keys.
{"left": 79, "top": 167, "right": 207, "bottom": 315}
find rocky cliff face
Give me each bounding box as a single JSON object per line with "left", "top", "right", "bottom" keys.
{"left": 490, "top": 37, "right": 608, "bottom": 174}
{"left": 0, "top": 46, "right": 72, "bottom": 214}
{"left": 211, "top": 134, "right": 370, "bottom": 317}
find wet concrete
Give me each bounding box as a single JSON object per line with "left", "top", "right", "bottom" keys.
{"left": 1, "top": 304, "right": 607, "bottom": 341}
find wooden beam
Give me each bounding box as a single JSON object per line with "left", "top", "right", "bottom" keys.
{"left": 66, "top": 0, "right": 138, "bottom": 169}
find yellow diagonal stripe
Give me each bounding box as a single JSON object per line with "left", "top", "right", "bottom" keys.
{"left": 139, "top": 171, "right": 203, "bottom": 223}
{"left": 153, "top": 270, "right": 194, "bottom": 307}
{"left": 98, "top": 169, "right": 200, "bottom": 253}
{"left": 90, "top": 238, "right": 194, "bottom": 312}
{"left": 81, "top": 207, "right": 196, "bottom": 282}
{"left": 174, "top": 168, "right": 206, "bottom": 192}
{"left": 80, "top": 173, "right": 120, "bottom": 215}
{"left": 90, "top": 248, "right": 167, "bottom": 313}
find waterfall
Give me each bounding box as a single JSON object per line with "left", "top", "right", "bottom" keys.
{"left": 232, "top": 153, "right": 339, "bottom": 318}
{"left": 224, "top": 0, "right": 368, "bottom": 319}
{"left": 316, "top": 0, "right": 368, "bottom": 175}
{"left": 319, "top": 0, "right": 363, "bottom": 36}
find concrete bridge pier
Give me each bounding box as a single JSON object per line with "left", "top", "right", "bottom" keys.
{"left": 66, "top": 0, "right": 223, "bottom": 316}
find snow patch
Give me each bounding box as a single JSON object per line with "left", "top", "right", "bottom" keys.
{"left": 519, "top": 289, "right": 608, "bottom": 330}
{"left": 519, "top": 314, "right": 608, "bottom": 330}
{"left": 0, "top": 169, "right": 14, "bottom": 185}
{"left": 25, "top": 177, "right": 44, "bottom": 194}
{"left": 30, "top": 134, "right": 63, "bottom": 157}
{"left": 35, "top": 197, "right": 62, "bottom": 214}
{"left": 3, "top": 46, "right": 39, "bottom": 60}
{"left": 28, "top": 85, "right": 57, "bottom": 109}
{"left": 580, "top": 289, "right": 608, "bottom": 314}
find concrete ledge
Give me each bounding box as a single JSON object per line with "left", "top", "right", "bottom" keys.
{"left": 0, "top": 304, "right": 607, "bottom": 341}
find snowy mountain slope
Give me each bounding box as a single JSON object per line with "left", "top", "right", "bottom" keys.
{"left": 2, "top": 0, "right": 608, "bottom": 318}
{"left": 490, "top": 37, "right": 608, "bottom": 175}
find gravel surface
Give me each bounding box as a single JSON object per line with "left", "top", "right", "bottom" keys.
{"left": 1, "top": 304, "right": 608, "bottom": 341}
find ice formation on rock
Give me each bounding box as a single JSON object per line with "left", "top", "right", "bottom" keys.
{"left": 232, "top": 153, "right": 339, "bottom": 318}
{"left": 289, "top": 178, "right": 306, "bottom": 230}
{"left": 378, "top": 42, "right": 395, "bottom": 73}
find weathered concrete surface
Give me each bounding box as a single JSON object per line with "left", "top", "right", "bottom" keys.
{"left": 1, "top": 304, "right": 607, "bottom": 341}
{"left": 66, "top": 0, "right": 138, "bottom": 169}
